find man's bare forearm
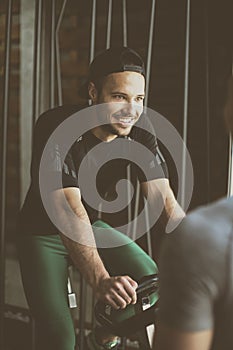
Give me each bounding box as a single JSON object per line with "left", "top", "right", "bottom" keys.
{"left": 51, "top": 187, "right": 138, "bottom": 308}
{"left": 59, "top": 223, "right": 110, "bottom": 291}
{"left": 52, "top": 188, "right": 110, "bottom": 289}
{"left": 161, "top": 187, "right": 185, "bottom": 231}
{"left": 141, "top": 178, "right": 185, "bottom": 232}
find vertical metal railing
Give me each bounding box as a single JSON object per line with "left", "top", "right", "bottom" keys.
{"left": 144, "top": 197, "right": 153, "bottom": 257}
{"left": 228, "top": 135, "right": 233, "bottom": 196}
{"left": 132, "top": 181, "right": 140, "bottom": 241}
{"left": 20, "top": 0, "right": 36, "bottom": 202}
{"left": 50, "top": 0, "right": 56, "bottom": 108}
{"left": 90, "top": 0, "right": 97, "bottom": 62}
{"left": 144, "top": 0, "right": 156, "bottom": 107}
{"left": 0, "top": 1, "right": 13, "bottom": 348}
{"left": 227, "top": 63, "right": 233, "bottom": 197}
{"left": 78, "top": 275, "right": 87, "bottom": 349}
{"left": 106, "top": 0, "right": 112, "bottom": 49}
{"left": 56, "top": 0, "right": 67, "bottom": 106}
{"left": 205, "top": 0, "right": 210, "bottom": 203}
{"left": 122, "top": 0, "right": 127, "bottom": 47}
{"left": 32, "top": 0, "right": 43, "bottom": 125}
{"left": 143, "top": 0, "right": 157, "bottom": 255}
{"left": 126, "top": 165, "right": 132, "bottom": 236}
{"left": 181, "top": 0, "right": 191, "bottom": 209}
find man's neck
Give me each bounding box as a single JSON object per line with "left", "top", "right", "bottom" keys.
{"left": 91, "top": 126, "right": 118, "bottom": 142}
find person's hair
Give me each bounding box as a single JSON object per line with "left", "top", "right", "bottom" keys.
{"left": 91, "top": 51, "right": 146, "bottom": 96}
{"left": 79, "top": 46, "right": 145, "bottom": 99}
{"left": 92, "top": 76, "right": 105, "bottom": 96}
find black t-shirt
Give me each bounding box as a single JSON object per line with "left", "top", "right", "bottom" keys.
{"left": 19, "top": 105, "right": 168, "bottom": 235}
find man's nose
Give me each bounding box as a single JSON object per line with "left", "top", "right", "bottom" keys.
{"left": 125, "top": 101, "right": 137, "bottom": 115}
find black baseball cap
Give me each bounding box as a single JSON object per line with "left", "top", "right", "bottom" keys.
{"left": 79, "top": 46, "right": 145, "bottom": 99}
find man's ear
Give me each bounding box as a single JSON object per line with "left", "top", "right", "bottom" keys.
{"left": 88, "top": 82, "right": 98, "bottom": 103}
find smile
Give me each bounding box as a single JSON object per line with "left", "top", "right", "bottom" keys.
{"left": 112, "top": 115, "right": 136, "bottom": 126}
{"left": 119, "top": 118, "right": 134, "bottom": 124}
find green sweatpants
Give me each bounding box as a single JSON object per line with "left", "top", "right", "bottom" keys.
{"left": 17, "top": 221, "right": 158, "bottom": 350}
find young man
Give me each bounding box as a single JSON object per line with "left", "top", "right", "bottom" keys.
{"left": 153, "top": 76, "right": 233, "bottom": 350}
{"left": 18, "top": 46, "right": 184, "bottom": 350}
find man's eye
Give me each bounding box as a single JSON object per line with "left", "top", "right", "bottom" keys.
{"left": 113, "top": 95, "right": 125, "bottom": 100}
{"left": 136, "top": 96, "right": 144, "bottom": 102}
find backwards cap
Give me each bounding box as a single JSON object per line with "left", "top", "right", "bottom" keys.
{"left": 79, "top": 46, "right": 145, "bottom": 99}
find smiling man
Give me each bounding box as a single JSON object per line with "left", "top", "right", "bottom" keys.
{"left": 89, "top": 70, "right": 145, "bottom": 139}
{"left": 17, "top": 47, "right": 184, "bottom": 350}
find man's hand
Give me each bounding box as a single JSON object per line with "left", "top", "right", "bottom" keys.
{"left": 95, "top": 275, "right": 138, "bottom": 309}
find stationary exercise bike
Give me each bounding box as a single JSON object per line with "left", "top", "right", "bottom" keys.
{"left": 95, "top": 274, "right": 159, "bottom": 349}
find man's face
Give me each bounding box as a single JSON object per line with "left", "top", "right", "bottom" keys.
{"left": 90, "top": 71, "right": 145, "bottom": 140}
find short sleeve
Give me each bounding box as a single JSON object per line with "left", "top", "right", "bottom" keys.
{"left": 130, "top": 116, "right": 169, "bottom": 182}
{"left": 30, "top": 107, "right": 79, "bottom": 193}
{"left": 158, "top": 217, "right": 220, "bottom": 332}
{"left": 62, "top": 149, "right": 79, "bottom": 188}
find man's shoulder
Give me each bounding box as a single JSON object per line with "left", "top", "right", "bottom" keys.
{"left": 35, "top": 104, "right": 87, "bottom": 129}
{"left": 159, "top": 197, "right": 233, "bottom": 295}
{"left": 170, "top": 197, "right": 233, "bottom": 253}
{"left": 32, "top": 104, "right": 89, "bottom": 144}
{"left": 185, "top": 197, "right": 233, "bottom": 234}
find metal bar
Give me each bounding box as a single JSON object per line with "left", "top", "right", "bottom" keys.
{"left": 205, "top": 0, "right": 210, "bottom": 203}
{"left": 121, "top": 337, "right": 127, "bottom": 350}
{"left": 144, "top": 0, "right": 156, "bottom": 107}
{"left": 122, "top": 0, "right": 127, "bottom": 47}
{"left": 106, "top": 0, "right": 112, "bottom": 49}
{"left": 50, "top": 0, "right": 56, "bottom": 108}
{"left": 79, "top": 276, "right": 87, "bottom": 350}
{"left": 181, "top": 0, "right": 191, "bottom": 208}
{"left": 227, "top": 63, "right": 233, "bottom": 197}
{"left": 132, "top": 180, "right": 140, "bottom": 241}
{"left": 32, "top": 0, "right": 43, "bottom": 124}
{"left": 144, "top": 0, "right": 156, "bottom": 251}
{"left": 55, "top": 0, "right": 67, "bottom": 106}
{"left": 0, "top": 1, "right": 13, "bottom": 347}
{"left": 91, "top": 289, "right": 96, "bottom": 328}
{"left": 90, "top": 0, "right": 97, "bottom": 62}
{"left": 20, "top": 0, "right": 36, "bottom": 203}
{"left": 144, "top": 198, "right": 152, "bottom": 257}
{"left": 227, "top": 134, "right": 233, "bottom": 196}
{"left": 127, "top": 165, "right": 132, "bottom": 235}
